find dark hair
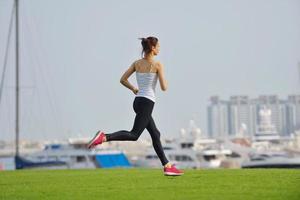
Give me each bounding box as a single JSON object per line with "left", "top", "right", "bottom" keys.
{"left": 138, "top": 36, "right": 159, "bottom": 57}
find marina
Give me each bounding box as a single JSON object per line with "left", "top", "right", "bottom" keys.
{"left": 1, "top": 120, "right": 300, "bottom": 171}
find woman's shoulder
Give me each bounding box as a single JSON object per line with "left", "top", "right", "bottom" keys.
{"left": 131, "top": 58, "right": 144, "bottom": 67}
{"left": 155, "top": 60, "right": 163, "bottom": 66}
{"left": 133, "top": 58, "right": 143, "bottom": 65}
{"left": 154, "top": 61, "right": 163, "bottom": 71}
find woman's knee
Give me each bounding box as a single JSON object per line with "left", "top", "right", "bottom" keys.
{"left": 131, "top": 135, "right": 140, "bottom": 141}
{"left": 151, "top": 130, "right": 161, "bottom": 141}
{"left": 129, "top": 132, "right": 140, "bottom": 141}
{"left": 154, "top": 129, "right": 161, "bottom": 138}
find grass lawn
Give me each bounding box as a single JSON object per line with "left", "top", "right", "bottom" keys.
{"left": 0, "top": 168, "right": 299, "bottom": 200}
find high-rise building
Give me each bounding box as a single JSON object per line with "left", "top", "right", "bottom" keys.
{"left": 256, "top": 95, "right": 288, "bottom": 136}
{"left": 298, "top": 62, "right": 300, "bottom": 92}
{"left": 207, "top": 96, "right": 229, "bottom": 139}
{"left": 228, "top": 96, "right": 256, "bottom": 137}
{"left": 286, "top": 95, "right": 300, "bottom": 134}
{"left": 254, "top": 106, "right": 280, "bottom": 141}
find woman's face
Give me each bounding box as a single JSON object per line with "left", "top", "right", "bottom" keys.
{"left": 152, "top": 42, "right": 160, "bottom": 56}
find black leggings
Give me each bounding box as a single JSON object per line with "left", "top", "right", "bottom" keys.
{"left": 105, "top": 96, "right": 169, "bottom": 166}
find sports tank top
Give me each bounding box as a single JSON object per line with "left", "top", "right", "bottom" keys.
{"left": 135, "top": 60, "right": 158, "bottom": 102}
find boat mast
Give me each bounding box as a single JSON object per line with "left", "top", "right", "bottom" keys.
{"left": 15, "top": 0, "right": 20, "bottom": 159}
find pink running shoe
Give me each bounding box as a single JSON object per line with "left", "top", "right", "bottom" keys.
{"left": 163, "top": 164, "right": 184, "bottom": 176}
{"left": 87, "top": 131, "right": 106, "bottom": 149}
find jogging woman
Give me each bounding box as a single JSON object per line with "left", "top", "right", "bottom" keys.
{"left": 87, "top": 36, "right": 183, "bottom": 176}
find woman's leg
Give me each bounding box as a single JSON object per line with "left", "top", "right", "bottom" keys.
{"left": 105, "top": 112, "right": 151, "bottom": 141}
{"left": 105, "top": 97, "right": 154, "bottom": 141}
{"left": 146, "top": 116, "right": 169, "bottom": 166}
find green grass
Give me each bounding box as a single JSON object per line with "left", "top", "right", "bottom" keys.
{"left": 0, "top": 168, "right": 300, "bottom": 200}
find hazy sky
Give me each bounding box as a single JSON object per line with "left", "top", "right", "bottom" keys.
{"left": 0, "top": 0, "right": 299, "bottom": 142}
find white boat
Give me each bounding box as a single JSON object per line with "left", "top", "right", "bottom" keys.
{"left": 14, "top": 139, "right": 132, "bottom": 170}
{"left": 135, "top": 120, "right": 234, "bottom": 169}
{"left": 241, "top": 151, "right": 300, "bottom": 168}
{"left": 134, "top": 145, "right": 200, "bottom": 169}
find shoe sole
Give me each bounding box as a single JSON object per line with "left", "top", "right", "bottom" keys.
{"left": 87, "top": 131, "right": 102, "bottom": 149}
{"left": 164, "top": 172, "right": 184, "bottom": 176}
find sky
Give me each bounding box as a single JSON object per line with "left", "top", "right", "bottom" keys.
{"left": 0, "top": 0, "right": 299, "bottom": 142}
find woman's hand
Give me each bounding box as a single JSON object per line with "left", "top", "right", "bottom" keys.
{"left": 132, "top": 88, "right": 139, "bottom": 95}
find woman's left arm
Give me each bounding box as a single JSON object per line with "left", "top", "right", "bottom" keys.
{"left": 120, "top": 63, "right": 138, "bottom": 94}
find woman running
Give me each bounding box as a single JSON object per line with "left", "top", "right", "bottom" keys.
{"left": 87, "top": 36, "right": 183, "bottom": 176}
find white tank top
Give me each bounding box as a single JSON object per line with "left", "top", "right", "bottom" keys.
{"left": 135, "top": 72, "right": 158, "bottom": 102}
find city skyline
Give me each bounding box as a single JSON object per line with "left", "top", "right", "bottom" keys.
{"left": 207, "top": 95, "right": 300, "bottom": 139}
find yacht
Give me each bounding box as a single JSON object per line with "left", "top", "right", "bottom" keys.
{"left": 135, "top": 120, "right": 234, "bottom": 169}
{"left": 241, "top": 151, "right": 300, "bottom": 168}
{"left": 14, "top": 138, "right": 132, "bottom": 170}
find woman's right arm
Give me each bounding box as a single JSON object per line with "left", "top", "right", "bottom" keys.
{"left": 157, "top": 62, "right": 168, "bottom": 91}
